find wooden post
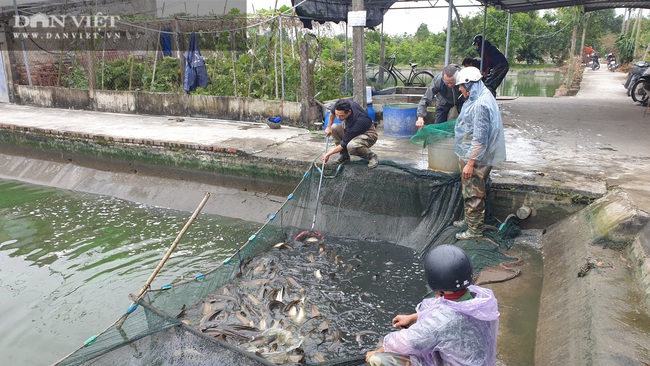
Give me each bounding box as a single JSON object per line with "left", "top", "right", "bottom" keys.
{"left": 174, "top": 19, "right": 184, "bottom": 89}
{"left": 352, "top": 0, "right": 366, "bottom": 108}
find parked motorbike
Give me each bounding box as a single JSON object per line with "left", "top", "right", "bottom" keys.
{"left": 606, "top": 53, "right": 617, "bottom": 72}
{"left": 630, "top": 68, "right": 650, "bottom": 105}
{"left": 624, "top": 60, "right": 650, "bottom": 96}
{"left": 589, "top": 52, "right": 600, "bottom": 70}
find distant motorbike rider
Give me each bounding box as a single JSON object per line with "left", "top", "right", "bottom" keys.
{"left": 606, "top": 53, "right": 617, "bottom": 71}
{"left": 583, "top": 45, "right": 595, "bottom": 64}
{"left": 589, "top": 52, "right": 600, "bottom": 70}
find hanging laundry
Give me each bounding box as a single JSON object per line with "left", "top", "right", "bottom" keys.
{"left": 160, "top": 27, "right": 172, "bottom": 57}
{"left": 183, "top": 32, "right": 208, "bottom": 93}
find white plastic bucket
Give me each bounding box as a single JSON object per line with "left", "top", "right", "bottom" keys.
{"left": 427, "top": 137, "right": 459, "bottom": 172}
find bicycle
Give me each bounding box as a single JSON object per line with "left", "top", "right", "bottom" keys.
{"left": 367, "top": 52, "right": 435, "bottom": 95}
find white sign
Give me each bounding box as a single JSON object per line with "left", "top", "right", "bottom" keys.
{"left": 347, "top": 11, "right": 366, "bottom": 27}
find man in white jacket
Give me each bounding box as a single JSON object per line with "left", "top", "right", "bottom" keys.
{"left": 365, "top": 244, "right": 499, "bottom": 366}
{"left": 452, "top": 66, "right": 506, "bottom": 240}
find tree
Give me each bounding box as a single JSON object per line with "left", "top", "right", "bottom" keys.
{"left": 414, "top": 24, "right": 431, "bottom": 42}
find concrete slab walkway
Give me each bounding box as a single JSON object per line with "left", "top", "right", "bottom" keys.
{"left": 1, "top": 67, "right": 650, "bottom": 366}
{"left": 0, "top": 67, "right": 648, "bottom": 214}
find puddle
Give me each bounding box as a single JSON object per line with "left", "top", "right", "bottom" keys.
{"left": 486, "top": 236, "right": 544, "bottom": 366}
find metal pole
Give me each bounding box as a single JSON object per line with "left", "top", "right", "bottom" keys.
{"left": 444, "top": 0, "right": 453, "bottom": 65}
{"left": 352, "top": 0, "right": 366, "bottom": 108}
{"left": 279, "top": 14, "right": 285, "bottom": 101}
{"left": 501, "top": 11, "right": 511, "bottom": 96}
{"left": 13, "top": 0, "right": 32, "bottom": 86}
{"left": 345, "top": 24, "right": 349, "bottom": 96}
{"left": 480, "top": 5, "right": 487, "bottom": 73}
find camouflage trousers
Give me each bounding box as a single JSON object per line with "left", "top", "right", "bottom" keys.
{"left": 330, "top": 123, "right": 378, "bottom": 159}
{"left": 367, "top": 352, "right": 412, "bottom": 366}
{"left": 461, "top": 162, "right": 492, "bottom": 234}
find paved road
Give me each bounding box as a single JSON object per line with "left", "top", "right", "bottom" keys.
{"left": 0, "top": 67, "right": 648, "bottom": 212}
{"left": 497, "top": 68, "right": 650, "bottom": 212}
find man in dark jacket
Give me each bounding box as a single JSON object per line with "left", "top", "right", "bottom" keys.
{"left": 323, "top": 99, "right": 378, "bottom": 169}
{"left": 473, "top": 35, "right": 509, "bottom": 97}
{"left": 416, "top": 64, "right": 464, "bottom": 126}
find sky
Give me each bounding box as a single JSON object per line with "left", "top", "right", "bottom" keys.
{"left": 6, "top": 0, "right": 628, "bottom": 36}
{"left": 248, "top": 0, "right": 485, "bottom": 36}
{"left": 4, "top": 0, "right": 478, "bottom": 34}
{"left": 247, "top": 0, "right": 629, "bottom": 36}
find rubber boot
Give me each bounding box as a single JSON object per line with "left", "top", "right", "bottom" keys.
{"left": 356, "top": 147, "right": 378, "bottom": 169}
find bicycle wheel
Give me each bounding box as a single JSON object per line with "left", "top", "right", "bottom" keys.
{"left": 366, "top": 64, "right": 397, "bottom": 95}
{"left": 409, "top": 71, "right": 434, "bottom": 87}
{"left": 631, "top": 78, "right": 648, "bottom": 104}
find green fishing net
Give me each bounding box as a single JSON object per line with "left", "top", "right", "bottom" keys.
{"left": 55, "top": 162, "right": 518, "bottom": 366}
{"left": 409, "top": 119, "right": 456, "bottom": 148}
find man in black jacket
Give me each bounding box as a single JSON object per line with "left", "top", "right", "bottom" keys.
{"left": 323, "top": 99, "right": 379, "bottom": 169}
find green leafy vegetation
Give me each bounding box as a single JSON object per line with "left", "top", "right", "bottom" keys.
{"left": 55, "top": 7, "right": 648, "bottom": 99}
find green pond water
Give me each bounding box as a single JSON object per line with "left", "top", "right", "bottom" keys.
{"left": 0, "top": 179, "right": 258, "bottom": 365}
{"left": 0, "top": 177, "right": 543, "bottom": 366}
{"left": 501, "top": 72, "right": 562, "bottom": 97}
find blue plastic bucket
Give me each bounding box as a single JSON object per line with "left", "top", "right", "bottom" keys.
{"left": 383, "top": 103, "right": 419, "bottom": 138}
{"left": 324, "top": 111, "right": 342, "bottom": 129}
{"left": 367, "top": 104, "right": 375, "bottom": 123}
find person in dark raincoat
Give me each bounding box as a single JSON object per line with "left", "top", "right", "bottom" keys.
{"left": 183, "top": 32, "right": 208, "bottom": 93}
{"left": 472, "top": 35, "right": 509, "bottom": 97}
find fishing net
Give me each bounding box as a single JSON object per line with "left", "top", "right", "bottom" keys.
{"left": 409, "top": 120, "right": 456, "bottom": 148}
{"left": 54, "top": 160, "right": 519, "bottom": 366}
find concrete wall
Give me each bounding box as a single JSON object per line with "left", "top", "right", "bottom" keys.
{"left": 13, "top": 85, "right": 305, "bottom": 126}
{"left": 536, "top": 189, "right": 650, "bottom": 365}
{"left": 0, "top": 152, "right": 286, "bottom": 224}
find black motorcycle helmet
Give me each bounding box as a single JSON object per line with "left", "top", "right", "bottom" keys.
{"left": 472, "top": 34, "right": 483, "bottom": 46}
{"left": 424, "top": 244, "right": 473, "bottom": 292}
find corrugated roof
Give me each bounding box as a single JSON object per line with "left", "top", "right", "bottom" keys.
{"left": 478, "top": 0, "right": 650, "bottom": 13}
{"left": 292, "top": 0, "right": 649, "bottom": 29}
